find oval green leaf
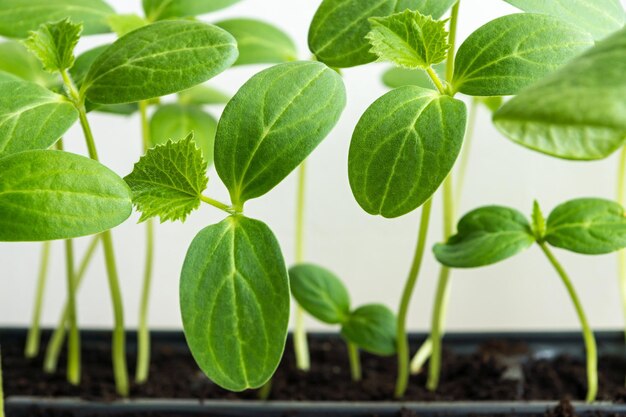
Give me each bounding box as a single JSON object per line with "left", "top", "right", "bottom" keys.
{"left": 493, "top": 27, "right": 626, "bottom": 161}
{"left": 0, "top": 150, "right": 132, "bottom": 241}
{"left": 289, "top": 263, "right": 351, "bottom": 325}
{"left": 143, "top": 0, "right": 241, "bottom": 21}
{"left": 180, "top": 216, "right": 290, "bottom": 391}
{"left": 433, "top": 206, "right": 536, "bottom": 268}
{"left": 452, "top": 13, "right": 593, "bottom": 96}
{"left": 341, "top": 304, "right": 397, "bottom": 356}
{"left": 82, "top": 20, "right": 238, "bottom": 104}
{"left": 0, "top": 72, "right": 78, "bottom": 157}
{"left": 348, "top": 86, "right": 466, "bottom": 218}
{"left": 545, "top": 198, "right": 626, "bottom": 255}
{"left": 214, "top": 61, "right": 346, "bottom": 206}
{"left": 0, "top": 0, "right": 114, "bottom": 38}
{"left": 178, "top": 84, "right": 230, "bottom": 106}
{"left": 215, "top": 19, "right": 297, "bottom": 66}
{"left": 0, "top": 41, "right": 57, "bottom": 87}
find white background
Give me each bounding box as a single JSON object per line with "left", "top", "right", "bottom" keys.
{"left": 2, "top": 0, "right": 626, "bottom": 334}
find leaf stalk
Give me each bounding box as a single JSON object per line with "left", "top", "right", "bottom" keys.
{"left": 25, "top": 241, "right": 51, "bottom": 358}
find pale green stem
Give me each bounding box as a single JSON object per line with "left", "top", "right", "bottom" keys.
{"left": 200, "top": 195, "right": 236, "bottom": 214}
{"left": 0, "top": 348, "right": 4, "bottom": 417}
{"left": 44, "top": 235, "right": 100, "bottom": 373}
{"left": 617, "top": 145, "right": 626, "bottom": 344}
{"left": 25, "top": 241, "right": 51, "bottom": 358}
{"left": 347, "top": 342, "right": 362, "bottom": 381}
{"left": 426, "top": 67, "right": 446, "bottom": 95}
{"left": 394, "top": 198, "right": 434, "bottom": 398}
{"left": 539, "top": 242, "right": 598, "bottom": 403}
{"left": 64, "top": 239, "right": 80, "bottom": 385}
{"left": 294, "top": 162, "right": 310, "bottom": 371}
{"left": 257, "top": 379, "right": 272, "bottom": 400}
{"left": 455, "top": 98, "right": 478, "bottom": 203}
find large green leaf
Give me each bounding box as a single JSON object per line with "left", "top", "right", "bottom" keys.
{"left": 545, "top": 198, "right": 626, "bottom": 255}
{"left": 23, "top": 18, "right": 82, "bottom": 74}
{"left": 215, "top": 19, "right": 297, "bottom": 66}
{"left": 70, "top": 44, "right": 109, "bottom": 89}
{"left": 215, "top": 61, "right": 346, "bottom": 206}
{"left": 82, "top": 20, "right": 238, "bottom": 104}
{"left": 0, "top": 72, "right": 77, "bottom": 157}
{"left": 502, "top": 0, "right": 625, "bottom": 41}
{"left": 433, "top": 206, "right": 536, "bottom": 268}
{"left": 0, "top": 150, "right": 132, "bottom": 241}
{"left": 0, "top": 41, "right": 57, "bottom": 87}
{"left": 340, "top": 304, "right": 397, "bottom": 356}
{"left": 0, "top": 0, "right": 114, "bottom": 38}
{"left": 348, "top": 86, "right": 466, "bottom": 218}
{"left": 452, "top": 13, "right": 593, "bottom": 96}
{"left": 180, "top": 215, "right": 290, "bottom": 391}
{"left": 493, "top": 27, "right": 626, "bottom": 161}
{"left": 289, "top": 263, "right": 351, "bottom": 325}
{"left": 143, "top": 0, "right": 242, "bottom": 21}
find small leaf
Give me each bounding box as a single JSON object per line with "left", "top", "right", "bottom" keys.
{"left": 367, "top": 10, "right": 449, "bottom": 70}
{"left": 452, "top": 13, "right": 593, "bottom": 96}
{"left": 178, "top": 84, "right": 230, "bottom": 106}
{"left": 341, "top": 304, "right": 397, "bottom": 356}
{"left": 150, "top": 104, "right": 217, "bottom": 165}
{"left": 0, "top": 41, "right": 57, "bottom": 87}
{"left": 348, "top": 86, "right": 466, "bottom": 218}
{"left": 180, "top": 215, "right": 290, "bottom": 391}
{"left": 0, "top": 0, "right": 114, "bottom": 39}
{"left": 124, "top": 134, "right": 208, "bottom": 223}
{"left": 23, "top": 18, "right": 82, "bottom": 73}
{"left": 289, "top": 263, "right": 351, "bottom": 325}
{"left": 493, "top": 27, "right": 626, "bottom": 161}
{"left": 215, "top": 19, "right": 297, "bottom": 66}
{"left": 143, "top": 0, "right": 242, "bottom": 21}
{"left": 0, "top": 72, "right": 78, "bottom": 157}
{"left": 531, "top": 200, "right": 546, "bottom": 239}
{"left": 545, "top": 198, "right": 626, "bottom": 255}
{"left": 0, "top": 150, "right": 132, "bottom": 241}
{"left": 215, "top": 61, "right": 346, "bottom": 206}
{"left": 503, "top": 0, "right": 625, "bottom": 41}
{"left": 82, "top": 20, "right": 238, "bottom": 104}
{"left": 433, "top": 206, "right": 536, "bottom": 268}
{"left": 478, "top": 96, "right": 503, "bottom": 113}
{"left": 381, "top": 62, "right": 445, "bottom": 89}
{"left": 107, "top": 14, "right": 147, "bottom": 37}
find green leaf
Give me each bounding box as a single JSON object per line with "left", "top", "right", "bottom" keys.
{"left": 23, "top": 18, "right": 82, "bottom": 73}
{"left": 180, "top": 215, "right": 290, "bottom": 391}
{"left": 0, "top": 0, "right": 114, "bottom": 39}
{"left": 545, "top": 198, "right": 626, "bottom": 255}
{"left": 0, "top": 72, "right": 78, "bottom": 157}
{"left": 0, "top": 150, "right": 132, "bottom": 241}
{"left": 143, "top": 0, "right": 242, "bottom": 21}
{"left": 178, "top": 84, "right": 230, "bottom": 106}
{"left": 478, "top": 96, "right": 503, "bottom": 113}
{"left": 348, "top": 86, "right": 466, "bottom": 218}
{"left": 215, "top": 19, "right": 297, "bottom": 66}
{"left": 289, "top": 263, "right": 351, "bottom": 325}
{"left": 396, "top": 0, "right": 458, "bottom": 18}
{"left": 82, "top": 20, "right": 238, "bottom": 104}
{"left": 433, "top": 206, "right": 536, "bottom": 268}
{"left": 215, "top": 61, "right": 346, "bottom": 206}
{"left": 340, "top": 304, "right": 397, "bottom": 356}
{"left": 502, "top": 0, "right": 625, "bottom": 41}
{"left": 367, "top": 10, "right": 449, "bottom": 70}
{"left": 69, "top": 44, "right": 108, "bottom": 89}
{"left": 107, "top": 13, "right": 147, "bottom": 37}
{"left": 0, "top": 41, "right": 57, "bottom": 87}
{"left": 452, "top": 13, "right": 593, "bottom": 96}
{"left": 381, "top": 62, "right": 444, "bottom": 89}
{"left": 493, "top": 27, "right": 626, "bottom": 161}
{"left": 124, "top": 134, "right": 208, "bottom": 223}
{"left": 150, "top": 104, "right": 217, "bottom": 165}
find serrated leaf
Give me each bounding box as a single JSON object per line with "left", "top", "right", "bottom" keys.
{"left": 150, "top": 104, "right": 217, "bottom": 165}
{"left": 348, "top": 86, "right": 466, "bottom": 218}
{"left": 180, "top": 215, "right": 290, "bottom": 391}
{"left": 215, "top": 61, "right": 346, "bottom": 206}
{"left": 124, "top": 134, "right": 208, "bottom": 223}
{"left": 0, "top": 0, "right": 114, "bottom": 39}
{"left": 367, "top": 10, "right": 449, "bottom": 70}
{"left": 452, "top": 13, "right": 593, "bottom": 96}
{"left": 0, "top": 150, "right": 132, "bottom": 241}
{"left": 381, "top": 62, "right": 444, "bottom": 89}
{"left": 23, "top": 18, "right": 82, "bottom": 73}
{"left": 82, "top": 20, "right": 238, "bottom": 104}
{"left": 0, "top": 41, "right": 57, "bottom": 87}
{"left": 502, "top": 0, "right": 625, "bottom": 41}
{"left": 545, "top": 198, "right": 626, "bottom": 255}
{"left": 0, "top": 72, "right": 78, "bottom": 157}
{"left": 143, "top": 0, "right": 242, "bottom": 21}
{"left": 341, "top": 304, "right": 397, "bottom": 356}
{"left": 433, "top": 206, "right": 536, "bottom": 268}
{"left": 493, "top": 27, "right": 626, "bottom": 161}
{"left": 178, "top": 84, "right": 230, "bottom": 106}
{"left": 289, "top": 263, "right": 351, "bottom": 325}
{"left": 215, "top": 19, "right": 297, "bottom": 66}
{"left": 107, "top": 14, "right": 147, "bottom": 37}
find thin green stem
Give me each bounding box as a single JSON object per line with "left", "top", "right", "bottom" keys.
{"left": 64, "top": 239, "right": 80, "bottom": 385}
{"left": 539, "top": 243, "right": 598, "bottom": 403}
{"left": 44, "top": 235, "right": 100, "bottom": 373}
{"left": 200, "top": 194, "right": 237, "bottom": 214}
{"left": 426, "top": 67, "right": 446, "bottom": 95}
{"left": 294, "top": 162, "right": 310, "bottom": 371}
{"left": 25, "top": 241, "right": 51, "bottom": 358}
{"left": 0, "top": 348, "right": 4, "bottom": 417}
{"left": 347, "top": 342, "right": 362, "bottom": 381}
{"left": 257, "top": 379, "right": 272, "bottom": 400}
{"left": 446, "top": 2, "right": 461, "bottom": 84}
{"left": 394, "top": 198, "right": 433, "bottom": 398}
{"left": 455, "top": 98, "right": 478, "bottom": 204}
{"left": 617, "top": 145, "right": 626, "bottom": 344}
